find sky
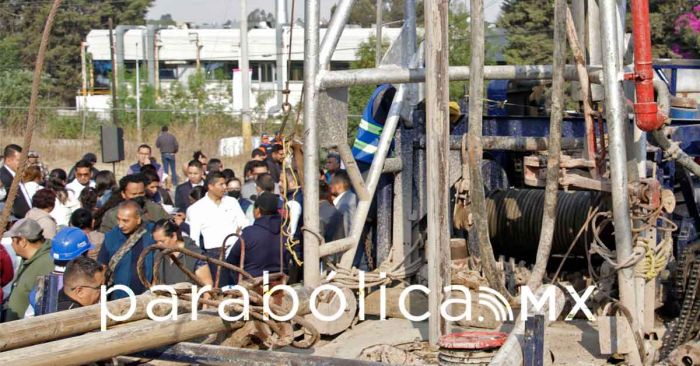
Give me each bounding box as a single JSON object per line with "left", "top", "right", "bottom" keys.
{"left": 146, "top": 0, "right": 506, "bottom": 25}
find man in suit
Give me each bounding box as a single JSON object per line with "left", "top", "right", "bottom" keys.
{"left": 174, "top": 160, "right": 205, "bottom": 212}
{"left": 0, "top": 144, "right": 31, "bottom": 218}
{"left": 330, "top": 170, "right": 356, "bottom": 239}
{"left": 319, "top": 180, "right": 343, "bottom": 243}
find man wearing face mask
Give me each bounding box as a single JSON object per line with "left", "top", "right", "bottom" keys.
{"left": 97, "top": 174, "right": 169, "bottom": 233}
{"left": 226, "top": 177, "right": 251, "bottom": 212}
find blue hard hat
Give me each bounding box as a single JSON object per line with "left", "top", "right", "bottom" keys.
{"left": 51, "top": 227, "right": 94, "bottom": 261}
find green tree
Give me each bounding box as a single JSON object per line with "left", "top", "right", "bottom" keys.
{"left": 347, "top": 36, "right": 384, "bottom": 140}
{"left": 147, "top": 13, "right": 176, "bottom": 27}
{"left": 332, "top": 0, "right": 424, "bottom": 27}
{"left": 0, "top": 0, "right": 153, "bottom": 104}
{"left": 648, "top": 0, "right": 697, "bottom": 57}
{"left": 497, "top": 0, "right": 554, "bottom": 64}
{"left": 448, "top": 3, "right": 471, "bottom": 100}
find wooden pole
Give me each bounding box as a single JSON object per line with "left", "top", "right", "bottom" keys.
{"left": 0, "top": 311, "right": 233, "bottom": 366}
{"left": 0, "top": 0, "right": 62, "bottom": 235}
{"left": 0, "top": 292, "right": 186, "bottom": 352}
{"left": 467, "top": 0, "right": 511, "bottom": 297}
{"left": 565, "top": 5, "right": 598, "bottom": 177}
{"left": 424, "top": 0, "right": 451, "bottom": 345}
{"left": 525, "top": 0, "right": 566, "bottom": 290}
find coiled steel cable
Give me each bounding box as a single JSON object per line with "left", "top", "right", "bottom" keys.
{"left": 486, "top": 189, "right": 607, "bottom": 261}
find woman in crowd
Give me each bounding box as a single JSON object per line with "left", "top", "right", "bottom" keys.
{"left": 22, "top": 165, "right": 43, "bottom": 202}
{"left": 94, "top": 170, "right": 117, "bottom": 209}
{"left": 152, "top": 219, "right": 213, "bottom": 286}
{"left": 48, "top": 169, "right": 80, "bottom": 228}
{"left": 25, "top": 189, "right": 57, "bottom": 240}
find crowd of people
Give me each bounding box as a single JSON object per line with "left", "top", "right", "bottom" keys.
{"left": 0, "top": 126, "right": 357, "bottom": 321}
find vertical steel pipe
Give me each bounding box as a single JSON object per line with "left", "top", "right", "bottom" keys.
{"left": 240, "top": 0, "right": 252, "bottom": 153}
{"left": 600, "top": 0, "right": 638, "bottom": 348}
{"left": 319, "top": 0, "right": 355, "bottom": 70}
{"left": 302, "top": 0, "right": 321, "bottom": 287}
{"left": 424, "top": 0, "right": 451, "bottom": 345}
{"left": 392, "top": 0, "right": 418, "bottom": 262}
{"left": 275, "top": 0, "right": 287, "bottom": 107}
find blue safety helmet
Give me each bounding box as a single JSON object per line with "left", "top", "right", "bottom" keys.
{"left": 51, "top": 227, "right": 94, "bottom": 261}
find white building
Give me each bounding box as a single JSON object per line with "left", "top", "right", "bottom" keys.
{"left": 78, "top": 26, "right": 401, "bottom": 116}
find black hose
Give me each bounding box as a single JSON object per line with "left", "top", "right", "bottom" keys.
{"left": 486, "top": 189, "right": 608, "bottom": 262}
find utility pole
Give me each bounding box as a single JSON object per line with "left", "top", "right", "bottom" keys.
{"left": 240, "top": 0, "right": 252, "bottom": 153}
{"left": 275, "top": 0, "right": 287, "bottom": 109}
{"left": 375, "top": 0, "right": 383, "bottom": 65}
{"left": 80, "top": 41, "right": 88, "bottom": 139}
{"left": 424, "top": 0, "right": 451, "bottom": 344}
{"left": 108, "top": 18, "right": 118, "bottom": 126}
{"left": 190, "top": 32, "right": 201, "bottom": 135}
{"left": 135, "top": 41, "right": 142, "bottom": 142}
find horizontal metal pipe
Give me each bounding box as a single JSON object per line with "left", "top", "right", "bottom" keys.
{"left": 319, "top": 65, "right": 603, "bottom": 89}
{"left": 418, "top": 136, "right": 584, "bottom": 151}
{"left": 383, "top": 157, "right": 403, "bottom": 173}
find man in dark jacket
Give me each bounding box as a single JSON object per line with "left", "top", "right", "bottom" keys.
{"left": 0, "top": 144, "right": 31, "bottom": 218}
{"left": 319, "top": 180, "right": 344, "bottom": 243}
{"left": 127, "top": 144, "right": 164, "bottom": 179}
{"left": 98, "top": 174, "right": 169, "bottom": 233}
{"left": 174, "top": 160, "right": 205, "bottom": 211}
{"left": 265, "top": 144, "right": 284, "bottom": 183}
{"left": 155, "top": 126, "right": 179, "bottom": 185}
{"left": 223, "top": 192, "right": 283, "bottom": 285}
{"left": 98, "top": 200, "right": 156, "bottom": 299}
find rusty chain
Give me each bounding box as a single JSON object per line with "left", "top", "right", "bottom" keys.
{"left": 136, "top": 243, "right": 319, "bottom": 349}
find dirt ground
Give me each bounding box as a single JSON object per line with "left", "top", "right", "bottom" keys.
{"left": 307, "top": 318, "right": 610, "bottom": 365}
{"left": 0, "top": 134, "right": 249, "bottom": 183}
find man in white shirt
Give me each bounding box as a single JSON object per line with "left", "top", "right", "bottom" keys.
{"left": 66, "top": 160, "right": 95, "bottom": 200}
{"left": 186, "top": 171, "right": 249, "bottom": 273}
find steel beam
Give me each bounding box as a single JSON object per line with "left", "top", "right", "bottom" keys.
{"left": 319, "top": 65, "right": 604, "bottom": 89}
{"left": 302, "top": 0, "right": 321, "bottom": 286}
{"left": 600, "top": 1, "right": 639, "bottom": 363}
{"left": 319, "top": 0, "right": 355, "bottom": 70}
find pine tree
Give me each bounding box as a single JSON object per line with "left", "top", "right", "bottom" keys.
{"left": 497, "top": 0, "right": 554, "bottom": 65}
{"left": 0, "top": 0, "right": 153, "bottom": 104}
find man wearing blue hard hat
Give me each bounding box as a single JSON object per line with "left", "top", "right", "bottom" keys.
{"left": 26, "top": 227, "right": 96, "bottom": 317}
